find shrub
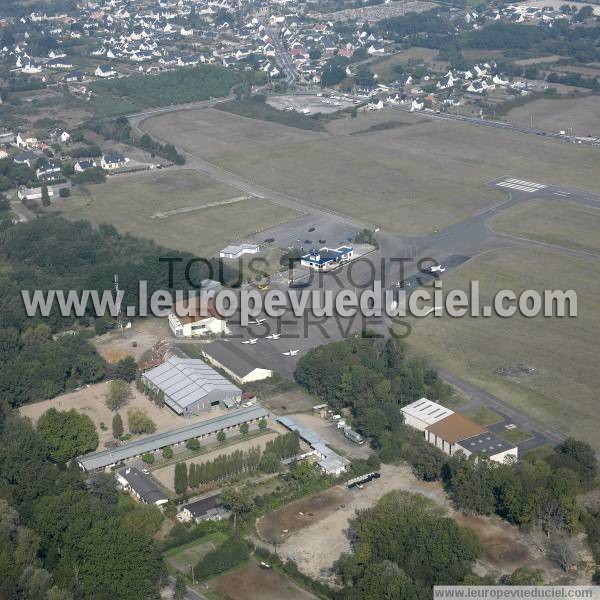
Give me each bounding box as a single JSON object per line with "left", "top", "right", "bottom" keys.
{"left": 142, "top": 453, "right": 155, "bottom": 464}
{"left": 59, "top": 187, "right": 70, "bottom": 198}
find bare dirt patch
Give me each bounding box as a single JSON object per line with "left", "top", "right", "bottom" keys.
{"left": 208, "top": 560, "right": 318, "bottom": 600}
{"left": 256, "top": 487, "right": 348, "bottom": 544}
{"left": 266, "top": 464, "right": 561, "bottom": 582}
{"left": 18, "top": 382, "right": 227, "bottom": 449}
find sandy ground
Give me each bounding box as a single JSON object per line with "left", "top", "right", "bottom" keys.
{"left": 208, "top": 560, "right": 319, "bottom": 600}
{"left": 19, "top": 381, "right": 230, "bottom": 449}
{"left": 153, "top": 431, "right": 280, "bottom": 492}
{"left": 259, "top": 463, "right": 585, "bottom": 582}
{"left": 285, "top": 412, "right": 372, "bottom": 460}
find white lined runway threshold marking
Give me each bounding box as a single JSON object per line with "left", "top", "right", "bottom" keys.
{"left": 495, "top": 178, "right": 547, "bottom": 193}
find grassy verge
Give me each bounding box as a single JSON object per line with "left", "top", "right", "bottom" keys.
{"left": 464, "top": 407, "right": 504, "bottom": 427}
{"left": 498, "top": 428, "right": 534, "bottom": 445}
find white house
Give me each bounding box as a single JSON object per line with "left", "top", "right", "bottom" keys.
{"left": 16, "top": 132, "right": 38, "bottom": 149}
{"left": 95, "top": 64, "right": 116, "bottom": 77}
{"left": 100, "top": 151, "right": 127, "bottom": 170}
{"left": 168, "top": 296, "right": 229, "bottom": 338}
{"left": 74, "top": 159, "right": 97, "bottom": 172}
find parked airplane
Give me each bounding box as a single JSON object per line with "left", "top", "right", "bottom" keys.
{"left": 249, "top": 318, "right": 266, "bottom": 325}
{"left": 242, "top": 338, "right": 258, "bottom": 345}
{"left": 425, "top": 264, "right": 446, "bottom": 274}
{"left": 266, "top": 333, "right": 281, "bottom": 340}
{"left": 282, "top": 349, "right": 300, "bottom": 356}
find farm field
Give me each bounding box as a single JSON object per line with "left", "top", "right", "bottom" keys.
{"left": 489, "top": 198, "right": 600, "bottom": 254}
{"left": 208, "top": 560, "right": 319, "bottom": 600}
{"left": 141, "top": 107, "right": 600, "bottom": 236}
{"left": 403, "top": 247, "right": 600, "bottom": 450}
{"left": 55, "top": 169, "right": 300, "bottom": 257}
{"left": 506, "top": 95, "right": 600, "bottom": 137}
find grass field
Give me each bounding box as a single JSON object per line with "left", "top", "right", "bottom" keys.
{"left": 142, "top": 107, "right": 600, "bottom": 236}
{"left": 506, "top": 95, "right": 600, "bottom": 137}
{"left": 166, "top": 532, "right": 228, "bottom": 574}
{"left": 499, "top": 428, "right": 534, "bottom": 444}
{"left": 489, "top": 198, "right": 600, "bottom": 254}
{"left": 404, "top": 247, "right": 600, "bottom": 451}
{"left": 56, "top": 169, "right": 301, "bottom": 257}
{"left": 464, "top": 407, "right": 503, "bottom": 427}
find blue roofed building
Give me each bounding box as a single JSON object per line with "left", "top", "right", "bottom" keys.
{"left": 301, "top": 246, "right": 353, "bottom": 271}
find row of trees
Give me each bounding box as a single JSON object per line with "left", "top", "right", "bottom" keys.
{"left": 174, "top": 431, "right": 299, "bottom": 494}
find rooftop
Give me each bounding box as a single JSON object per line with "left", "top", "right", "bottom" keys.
{"left": 78, "top": 405, "right": 269, "bottom": 471}
{"left": 401, "top": 398, "right": 454, "bottom": 425}
{"left": 426, "top": 412, "right": 487, "bottom": 444}
{"left": 202, "top": 340, "right": 271, "bottom": 379}
{"left": 457, "top": 431, "right": 517, "bottom": 457}
{"left": 143, "top": 356, "right": 241, "bottom": 412}
{"left": 276, "top": 416, "right": 348, "bottom": 474}
{"left": 117, "top": 467, "right": 168, "bottom": 504}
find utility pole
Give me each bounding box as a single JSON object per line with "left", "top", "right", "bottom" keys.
{"left": 190, "top": 563, "right": 195, "bottom": 584}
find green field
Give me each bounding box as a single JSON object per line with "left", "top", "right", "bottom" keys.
{"left": 404, "top": 247, "right": 600, "bottom": 451}
{"left": 166, "top": 532, "right": 228, "bottom": 574}
{"left": 142, "top": 107, "right": 600, "bottom": 236}
{"left": 56, "top": 170, "right": 301, "bottom": 257}
{"left": 499, "top": 428, "right": 534, "bottom": 445}
{"left": 490, "top": 198, "right": 600, "bottom": 254}
{"left": 464, "top": 407, "right": 503, "bottom": 427}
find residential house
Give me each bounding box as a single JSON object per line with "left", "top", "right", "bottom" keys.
{"left": 101, "top": 151, "right": 127, "bottom": 170}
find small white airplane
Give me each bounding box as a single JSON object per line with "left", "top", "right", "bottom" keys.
{"left": 242, "top": 338, "right": 258, "bottom": 345}
{"left": 249, "top": 318, "right": 266, "bottom": 325}
{"left": 282, "top": 349, "right": 300, "bottom": 357}
{"left": 266, "top": 333, "right": 281, "bottom": 340}
{"left": 425, "top": 264, "right": 446, "bottom": 274}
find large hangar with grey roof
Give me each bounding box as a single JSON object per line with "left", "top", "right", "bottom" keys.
{"left": 142, "top": 356, "right": 241, "bottom": 416}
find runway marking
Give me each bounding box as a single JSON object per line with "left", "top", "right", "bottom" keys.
{"left": 495, "top": 178, "right": 547, "bottom": 193}
{"left": 496, "top": 182, "right": 538, "bottom": 193}
{"left": 505, "top": 178, "right": 547, "bottom": 189}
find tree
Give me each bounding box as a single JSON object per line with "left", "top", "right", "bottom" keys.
{"left": 162, "top": 446, "right": 173, "bottom": 459}
{"left": 41, "top": 184, "right": 51, "bottom": 207}
{"left": 174, "top": 573, "right": 186, "bottom": 600}
{"left": 549, "top": 532, "right": 578, "bottom": 572}
{"left": 142, "top": 453, "right": 154, "bottom": 464}
{"left": 239, "top": 423, "right": 249, "bottom": 436}
{"left": 185, "top": 438, "right": 200, "bottom": 451}
{"left": 216, "top": 430, "right": 226, "bottom": 443}
{"left": 112, "top": 413, "right": 123, "bottom": 439}
{"left": 105, "top": 379, "right": 131, "bottom": 411}
{"left": 221, "top": 487, "right": 254, "bottom": 528}
{"left": 37, "top": 408, "right": 98, "bottom": 462}
{"left": 112, "top": 356, "right": 137, "bottom": 383}
{"left": 174, "top": 462, "right": 188, "bottom": 494}
{"left": 258, "top": 418, "right": 267, "bottom": 430}
{"left": 127, "top": 409, "right": 156, "bottom": 434}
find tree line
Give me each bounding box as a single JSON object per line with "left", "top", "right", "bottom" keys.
{"left": 174, "top": 431, "right": 300, "bottom": 494}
